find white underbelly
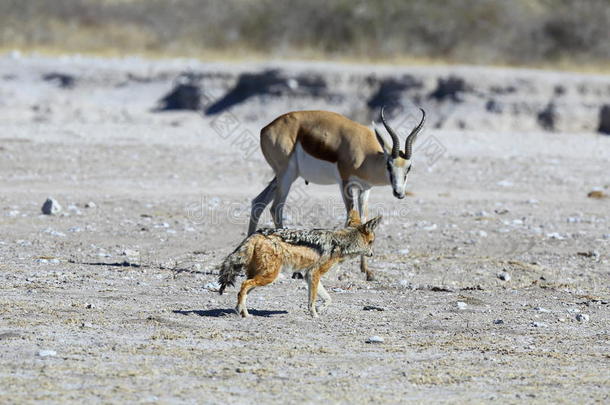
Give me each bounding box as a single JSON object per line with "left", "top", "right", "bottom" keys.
{"left": 294, "top": 143, "right": 341, "bottom": 185}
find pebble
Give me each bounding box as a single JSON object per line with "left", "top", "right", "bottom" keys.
{"left": 34, "top": 258, "right": 60, "bottom": 264}
{"left": 546, "top": 232, "right": 566, "bottom": 240}
{"left": 493, "top": 319, "right": 504, "bottom": 325}
{"left": 456, "top": 301, "right": 468, "bottom": 310}
{"left": 576, "top": 314, "right": 589, "bottom": 322}
{"left": 531, "top": 322, "right": 548, "bottom": 328}
{"left": 398, "top": 248, "right": 410, "bottom": 255}
{"left": 204, "top": 282, "right": 221, "bottom": 292}
{"left": 365, "top": 336, "right": 384, "bottom": 344}
{"left": 363, "top": 305, "right": 385, "bottom": 311}
{"left": 496, "top": 180, "right": 513, "bottom": 187}
{"left": 43, "top": 228, "right": 66, "bottom": 237}
{"left": 497, "top": 272, "right": 511, "bottom": 281}
{"left": 41, "top": 197, "right": 62, "bottom": 215}
{"left": 534, "top": 307, "right": 550, "bottom": 313}
{"left": 85, "top": 201, "right": 96, "bottom": 208}
{"left": 37, "top": 350, "right": 57, "bottom": 357}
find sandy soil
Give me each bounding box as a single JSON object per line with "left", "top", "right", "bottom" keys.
{"left": 0, "top": 55, "right": 609, "bottom": 404}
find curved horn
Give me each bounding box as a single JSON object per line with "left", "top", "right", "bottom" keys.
{"left": 405, "top": 108, "right": 426, "bottom": 159}
{"left": 380, "top": 106, "right": 400, "bottom": 158}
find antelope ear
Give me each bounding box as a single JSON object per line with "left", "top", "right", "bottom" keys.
{"left": 374, "top": 126, "right": 391, "bottom": 156}
{"left": 360, "top": 215, "right": 383, "bottom": 233}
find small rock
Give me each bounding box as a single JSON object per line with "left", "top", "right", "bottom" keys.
{"left": 456, "top": 301, "right": 468, "bottom": 310}
{"left": 84, "top": 201, "right": 96, "bottom": 208}
{"left": 534, "top": 307, "right": 550, "bottom": 313}
{"left": 331, "top": 288, "right": 347, "bottom": 293}
{"left": 577, "top": 251, "right": 600, "bottom": 259}
{"left": 546, "top": 232, "right": 566, "bottom": 240}
{"left": 37, "top": 350, "right": 57, "bottom": 357}
{"left": 41, "top": 197, "right": 62, "bottom": 215}
{"left": 43, "top": 228, "right": 66, "bottom": 237}
{"left": 496, "top": 180, "right": 513, "bottom": 187}
{"left": 365, "top": 336, "right": 384, "bottom": 344}
{"left": 398, "top": 248, "right": 410, "bottom": 255}
{"left": 363, "top": 305, "right": 385, "bottom": 311}
{"left": 122, "top": 249, "right": 139, "bottom": 257}
{"left": 576, "top": 314, "right": 589, "bottom": 322}
{"left": 204, "top": 282, "right": 221, "bottom": 292}
{"left": 531, "top": 321, "right": 548, "bottom": 328}
{"left": 493, "top": 319, "right": 504, "bottom": 325}
{"left": 587, "top": 190, "right": 607, "bottom": 199}
{"left": 81, "top": 322, "right": 94, "bottom": 328}
{"left": 497, "top": 272, "right": 511, "bottom": 281}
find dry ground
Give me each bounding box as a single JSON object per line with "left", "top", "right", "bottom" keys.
{"left": 0, "top": 56, "right": 609, "bottom": 404}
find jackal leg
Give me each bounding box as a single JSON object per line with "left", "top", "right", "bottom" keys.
{"left": 358, "top": 188, "right": 374, "bottom": 281}
{"left": 307, "top": 258, "right": 339, "bottom": 317}
{"left": 316, "top": 281, "right": 332, "bottom": 313}
{"left": 236, "top": 256, "right": 282, "bottom": 317}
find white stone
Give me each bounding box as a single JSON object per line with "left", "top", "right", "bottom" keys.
{"left": 365, "top": 336, "right": 384, "bottom": 344}
{"left": 37, "top": 350, "right": 57, "bottom": 357}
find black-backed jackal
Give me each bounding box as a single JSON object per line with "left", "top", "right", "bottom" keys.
{"left": 219, "top": 212, "right": 382, "bottom": 317}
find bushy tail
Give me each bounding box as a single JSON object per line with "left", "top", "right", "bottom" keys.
{"left": 218, "top": 236, "right": 253, "bottom": 295}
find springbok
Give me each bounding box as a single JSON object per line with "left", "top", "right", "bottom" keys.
{"left": 247, "top": 106, "right": 425, "bottom": 280}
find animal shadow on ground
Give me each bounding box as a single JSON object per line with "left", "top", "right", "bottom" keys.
{"left": 173, "top": 309, "right": 288, "bottom": 318}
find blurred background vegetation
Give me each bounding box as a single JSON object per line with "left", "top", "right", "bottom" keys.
{"left": 1, "top": 0, "right": 609, "bottom": 69}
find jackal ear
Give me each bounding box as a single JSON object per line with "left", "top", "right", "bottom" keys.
{"left": 360, "top": 215, "right": 382, "bottom": 233}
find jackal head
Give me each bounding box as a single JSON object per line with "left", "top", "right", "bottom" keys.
{"left": 339, "top": 215, "right": 382, "bottom": 257}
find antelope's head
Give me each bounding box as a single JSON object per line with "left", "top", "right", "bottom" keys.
{"left": 374, "top": 107, "right": 426, "bottom": 199}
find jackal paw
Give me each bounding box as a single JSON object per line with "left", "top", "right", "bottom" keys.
{"left": 235, "top": 306, "right": 250, "bottom": 318}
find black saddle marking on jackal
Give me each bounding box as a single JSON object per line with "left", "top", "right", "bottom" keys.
{"left": 173, "top": 309, "right": 287, "bottom": 318}
{"left": 255, "top": 227, "right": 335, "bottom": 256}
